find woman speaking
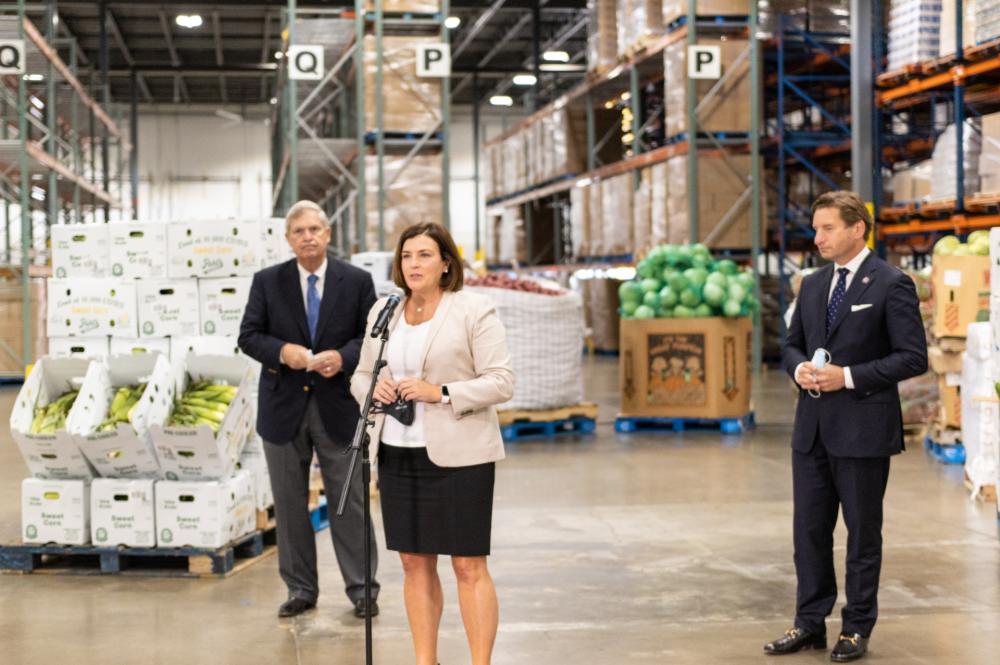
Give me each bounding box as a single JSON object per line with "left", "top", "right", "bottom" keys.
{"left": 350, "top": 222, "right": 513, "bottom": 665}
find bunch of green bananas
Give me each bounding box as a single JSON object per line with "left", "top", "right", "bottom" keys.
{"left": 166, "top": 379, "right": 239, "bottom": 433}
{"left": 30, "top": 390, "right": 80, "bottom": 434}
{"left": 96, "top": 383, "right": 147, "bottom": 432}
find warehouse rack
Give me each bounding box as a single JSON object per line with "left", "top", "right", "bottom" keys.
{"left": 482, "top": 5, "right": 764, "bottom": 373}
{"left": 271, "top": 0, "right": 450, "bottom": 254}
{"left": 0, "top": 1, "right": 133, "bottom": 378}
{"left": 873, "top": 0, "right": 1000, "bottom": 248}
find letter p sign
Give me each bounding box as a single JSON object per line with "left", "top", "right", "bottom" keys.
{"left": 688, "top": 45, "right": 721, "bottom": 80}
{"left": 416, "top": 43, "right": 451, "bottom": 78}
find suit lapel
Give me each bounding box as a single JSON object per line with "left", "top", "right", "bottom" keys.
{"left": 825, "top": 253, "right": 878, "bottom": 342}
{"left": 419, "top": 291, "right": 453, "bottom": 373}
{"left": 314, "top": 258, "right": 342, "bottom": 343}
{"left": 811, "top": 264, "right": 833, "bottom": 338}
{"left": 282, "top": 260, "right": 310, "bottom": 342}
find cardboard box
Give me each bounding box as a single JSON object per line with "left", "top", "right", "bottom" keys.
{"left": 109, "top": 337, "right": 170, "bottom": 358}
{"left": 0, "top": 279, "right": 46, "bottom": 373}
{"left": 939, "top": 373, "right": 963, "bottom": 428}
{"left": 9, "top": 357, "right": 96, "bottom": 479}
{"left": 260, "top": 217, "right": 294, "bottom": 269}
{"left": 151, "top": 355, "right": 256, "bottom": 482}
{"left": 990, "top": 227, "right": 1000, "bottom": 296}
{"left": 170, "top": 336, "right": 243, "bottom": 362}
{"left": 198, "top": 277, "right": 252, "bottom": 337}
{"left": 51, "top": 224, "right": 109, "bottom": 279}
{"left": 350, "top": 252, "right": 395, "bottom": 282}
{"left": 167, "top": 221, "right": 262, "bottom": 278}
{"left": 928, "top": 345, "right": 965, "bottom": 375}
{"left": 72, "top": 353, "right": 174, "bottom": 479}
{"left": 90, "top": 478, "right": 156, "bottom": 547}
{"left": 136, "top": 279, "right": 201, "bottom": 338}
{"left": 154, "top": 472, "right": 256, "bottom": 549}
{"left": 364, "top": 35, "right": 442, "bottom": 134}
{"left": 47, "top": 279, "right": 138, "bottom": 338}
{"left": 663, "top": 35, "right": 751, "bottom": 139}
{"left": 932, "top": 255, "right": 991, "bottom": 338}
{"left": 48, "top": 337, "right": 110, "bottom": 361}
{"left": 22, "top": 478, "right": 90, "bottom": 545}
{"left": 109, "top": 222, "right": 168, "bottom": 280}
{"left": 619, "top": 316, "right": 753, "bottom": 418}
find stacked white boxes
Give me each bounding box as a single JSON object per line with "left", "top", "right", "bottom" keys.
{"left": 166, "top": 221, "right": 262, "bottom": 279}
{"left": 22, "top": 478, "right": 91, "bottom": 546}
{"left": 109, "top": 222, "right": 169, "bottom": 280}
{"left": 198, "top": 278, "right": 253, "bottom": 337}
{"left": 976, "top": 0, "right": 1000, "bottom": 43}
{"left": 929, "top": 120, "right": 982, "bottom": 200}
{"left": 887, "top": 1, "right": 943, "bottom": 71}
{"left": 154, "top": 471, "right": 256, "bottom": 549}
{"left": 51, "top": 224, "right": 110, "bottom": 279}
{"left": 960, "top": 323, "right": 997, "bottom": 496}
{"left": 47, "top": 279, "right": 139, "bottom": 339}
{"left": 90, "top": 479, "right": 157, "bottom": 548}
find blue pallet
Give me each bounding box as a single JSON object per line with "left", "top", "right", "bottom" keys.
{"left": 364, "top": 131, "right": 443, "bottom": 144}
{"left": 666, "top": 131, "right": 751, "bottom": 145}
{"left": 615, "top": 412, "right": 755, "bottom": 435}
{"left": 666, "top": 14, "right": 750, "bottom": 32}
{"left": 923, "top": 436, "right": 966, "bottom": 465}
{"left": 310, "top": 496, "right": 330, "bottom": 532}
{"left": 485, "top": 173, "right": 579, "bottom": 207}
{"left": 587, "top": 347, "right": 620, "bottom": 357}
{"left": 501, "top": 416, "right": 596, "bottom": 442}
{"left": 0, "top": 529, "right": 270, "bottom": 576}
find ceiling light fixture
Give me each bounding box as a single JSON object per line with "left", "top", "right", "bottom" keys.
{"left": 274, "top": 51, "right": 284, "bottom": 60}
{"left": 24, "top": 74, "right": 44, "bottom": 82}
{"left": 176, "top": 14, "right": 203, "bottom": 29}
{"left": 489, "top": 95, "right": 514, "bottom": 107}
{"left": 543, "top": 50, "right": 570, "bottom": 63}
{"left": 512, "top": 74, "right": 537, "bottom": 86}
{"left": 444, "top": 16, "right": 461, "bottom": 29}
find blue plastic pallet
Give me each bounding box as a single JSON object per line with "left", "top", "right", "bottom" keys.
{"left": 310, "top": 496, "right": 330, "bottom": 532}
{"left": 615, "top": 412, "right": 755, "bottom": 435}
{"left": 364, "top": 131, "right": 443, "bottom": 143}
{"left": 501, "top": 416, "right": 597, "bottom": 442}
{"left": 924, "top": 436, "right": 966, "bottom": 465}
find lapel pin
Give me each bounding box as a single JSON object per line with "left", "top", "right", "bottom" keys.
{"left": 862, "top": 276, "right": 870, "bottom": 284}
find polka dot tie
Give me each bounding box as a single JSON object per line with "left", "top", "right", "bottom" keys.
{"left": 826, "top": 268, "right": 849, "bottom": 335}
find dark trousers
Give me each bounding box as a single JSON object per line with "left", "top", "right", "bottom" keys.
{"left": 263, "top": 396, "right": 379, "bottom": 604}
{"left": 792, "top": 436, "right": 891, "bottom": 638}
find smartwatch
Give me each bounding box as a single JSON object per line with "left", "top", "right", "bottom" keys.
{"left": 440, "top": 385, "right": 451, "bottom": 404}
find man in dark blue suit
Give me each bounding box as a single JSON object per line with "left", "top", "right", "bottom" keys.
{"left": 764, "top": 191, "right": 927, "bottom": 662}
{"left": 239, "top": 200, "right": 379, "bottom": 619}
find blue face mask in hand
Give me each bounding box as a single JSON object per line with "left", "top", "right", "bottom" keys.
{"left": 808, "top": 348, "right": 831, "bottom": 399}
{"left": 375, "top": 397, "right": 415, "bottom": 426}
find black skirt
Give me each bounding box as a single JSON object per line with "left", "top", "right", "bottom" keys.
{"left": 377, "top": 443, "right": 495, "bottom": 556}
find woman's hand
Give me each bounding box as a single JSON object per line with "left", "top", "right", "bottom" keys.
{"left": 397, "top": 378, "right": 443, "bottom": 403}
{"left": 373, "top": 377, "right": 399, "bottom": 405}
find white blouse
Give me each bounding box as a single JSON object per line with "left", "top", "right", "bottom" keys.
{"left": 379, "top": 314, "right": 433, "bottom": 448}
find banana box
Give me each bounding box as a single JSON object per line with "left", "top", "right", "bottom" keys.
{"left": 22, "top": 478, "right": 91, "bottom": 545}
{"left": 167, "top": 220, "right": 261, "bottom": 279}
{"left": 155, "top": 471, "right": 256, "bottom": 549}
{"left": 73, "top": 353, "right": 174, "bottom": 479}
{"left": 51, "top": 223, "right": 109, "bottom": 279}
{"left": 109, "top": 337, "right": 171, "bottom": 358}
{"left": 48, "top": 336, "right": 110, "bottom": 361}
{"left": 198, "top": 277, "right": 252, "bottom": 337}
{"left": 136, "top": 279, "right": 201, "bottom": 338}
{"left": 47, "top": 279, "right": 138, "bottom": 338}
{"left": 261, "top": 217, "right": 294, "bottom": 268}
{"left": 109, "top": 222, "right": 168, "bottom": 280}
{"left": 10, "top": 357, "right": 96, "bottom": 479}
{"left": 90, "top": 478, "right": 156, "bottom": 547}
{"left": 151, "top": 355, "right": 256, "bottom": 481}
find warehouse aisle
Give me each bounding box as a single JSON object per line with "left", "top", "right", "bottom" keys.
{"left": 1, "top": 357, "right": 998, "bottom": 665}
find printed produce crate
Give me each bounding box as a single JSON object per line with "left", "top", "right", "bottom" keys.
{"left": 48, "top": 336, "right": 110, "bottom": 361}
{"left": 109, "top": 222, "right": 168, "bottom": 280}
{"left": 136, "top": 279, "right": 201, "bottom": 338}
{"left": 167, "top": 220, "right": 262, "bottom": 278}
{"left": 10, "top": 357, "right": 96, "bottom": 479}
{"left": 151, "top": 355, "right": 256, "bottom": 481}
{"left": 198, "top": 277, "right": 252, "bottom": 337}
{"left": 47, "top": 279, "right": 138, "bottom": 338}
{"left": 154, "top": 471, "right": 256, "bottom": 549}
{"left": 91, "top": 478, "right": 156, "bottom": 548}
{"left": 51, "top": 223, "right": 109, "bottom": 279}
{"left": 109, "top": 337, "right": 170, "bottom": 358}
{"left": 73, "top": 353, "right": 174, "bottom": 479}
{"left": 22, "top": 478, "right": 90, "bottom": 546}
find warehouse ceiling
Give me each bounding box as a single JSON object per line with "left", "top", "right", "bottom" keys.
{"left": 17, "top": 1, "right": 588, "bottom": 108}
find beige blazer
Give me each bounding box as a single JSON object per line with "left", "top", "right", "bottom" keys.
{"left": 350, "top": 290, "right": 514, "bottom": 467}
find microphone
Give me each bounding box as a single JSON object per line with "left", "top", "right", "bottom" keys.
{"left": 370, "top": 294, "right": 401, "bottom": 338}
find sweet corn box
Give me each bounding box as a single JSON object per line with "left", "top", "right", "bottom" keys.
{"left": 151, "top": 355, "right": 256, "bottom": 481}
{"left": 22, "top": 478, "right": 91, "bottom": 545}
{"left": 154, "top": 471, "right": 256, "bottom": 549}
{"left": 90, "top": 478, "right": 156, "bottom": 547}
{"left": 10, "top": 357, "right": 96, "bottom": 479}
{"left": 72, "top": 353, "right": 174, "bottom": 479}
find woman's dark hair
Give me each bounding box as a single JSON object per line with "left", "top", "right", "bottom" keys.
{"left": 391, "top": 223, "right": 464, "bottom": 295}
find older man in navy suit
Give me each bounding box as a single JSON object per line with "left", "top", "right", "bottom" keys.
{"left": 764, "top": 191, "right": 927, "bottom": 662}
{"left": 239, "top": 200, "right": 379, "bottom": 619}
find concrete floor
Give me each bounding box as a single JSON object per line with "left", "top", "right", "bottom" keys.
{"left": 1, "top": 356, "right": 998, "bottom": 665}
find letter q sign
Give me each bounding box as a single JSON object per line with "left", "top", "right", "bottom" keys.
{"left": 687, "top": 45, "right": 721, "bottom": 80}
{"left": 0, "top": 40, "right": 26, "bottom": 75}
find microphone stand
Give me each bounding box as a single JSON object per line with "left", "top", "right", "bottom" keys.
{"left": 338, "top": 324, "right": 389, "bottom": 665}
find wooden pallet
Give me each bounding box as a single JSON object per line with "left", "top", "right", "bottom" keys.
{"left": 964, "top": 475, "right": 998, "bottom": 503}
{"left": 498, "top": 402, "right": 599, "bottom": 426}
{"left": 0, "top": 528, "right": 277, "bottom": 578}
{"left": 615, "top": 412, "right": 755, "bottom": 435}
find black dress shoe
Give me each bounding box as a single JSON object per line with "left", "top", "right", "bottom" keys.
{"left": 353, "top": 597, "right": 379, "bottom": 618}
{"left": 278, "top": 597, "right": 316, "bottom": 618}
{"left": 764, "top": 627, "right": 827, "bottom": 655}
{"left": 831, "top": 633, "right": 868, "bottom": 662}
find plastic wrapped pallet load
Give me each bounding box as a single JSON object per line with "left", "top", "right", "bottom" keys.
{"left": 663, "top": 0, "right": 752, "bottom": 26}
{"left": 929, "top": 119, "right": 981, "bottom": 200}
{"left": 633, "top": 168, "right": 653, "bottom": 254}
{"left": 961, "top": 322, "right": 998, "bottom": 495}
{"left": 617, "top": 0, "right": 664, "bottom": 57}
{"left": 939, "top": 0, "right": 977, "bottom": 56}
{"left": 887, "top": 0, "right": 943, "bottom": 71}
{"left": 364, "top": 153, "right": 442, "bottom": 253}
{"left": 588, "top": 0, "right": 618, "bottom": 72}
{"left": 570, "top": 184, "right": 590, "bottom": 257}
{"left": 977, "top": 111, "right": 1000, "bottom": 194}
{"left": 363, "top": 35, "right": 442, "bottom": 134}
{"left": 976, "top": 0, "right": 1000, "bottom": 43}
{"left": 601, "top": 174, "right": 634, "bottom": 256}
{"left": 466, "top": 278, "right": 584, "bottom": 411}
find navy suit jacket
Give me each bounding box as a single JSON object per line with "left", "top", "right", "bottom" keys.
{"left": 238, "top": 257, "right": 377, "bottom": 444}
{"left": 782, "top": 253, "right": 928, "bottom": 457}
